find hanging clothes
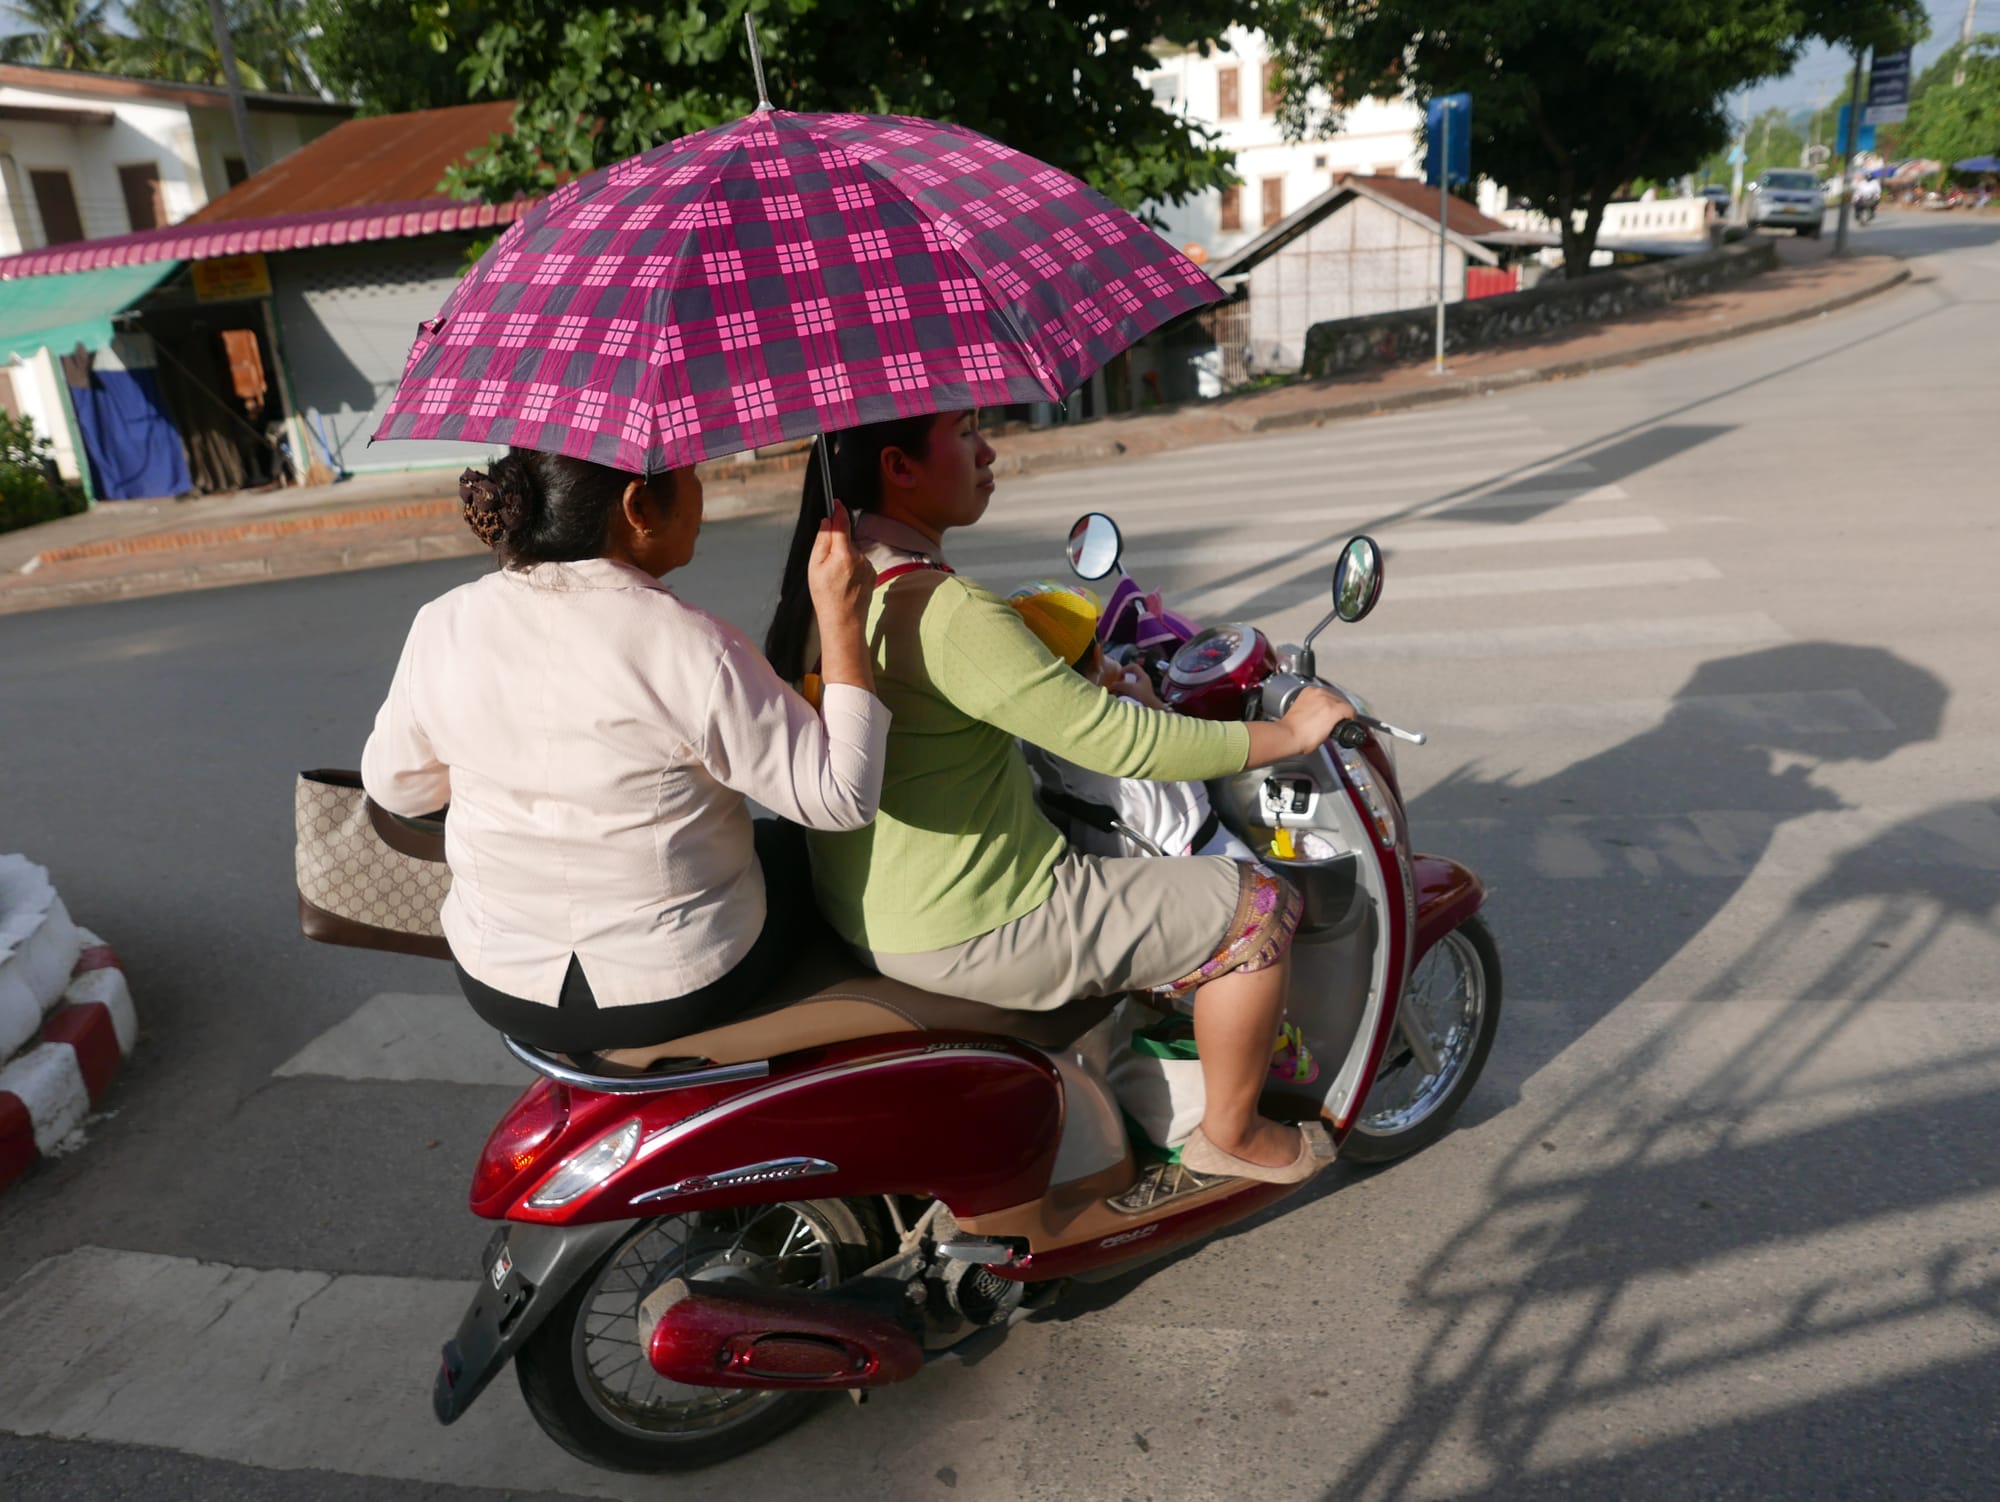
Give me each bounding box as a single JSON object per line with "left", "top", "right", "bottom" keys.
{"left": 220, "top": 328, "right": 268, "bottom": 421}
{"left": 62, "top": 334, "right": 193, "bottom": 501}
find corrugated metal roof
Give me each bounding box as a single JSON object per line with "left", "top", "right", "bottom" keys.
{"left": 186, "top": 101, "right": 518, "bottom": 223}
{"left": 1347, "top": 175, "right": 1509, "bottom": 238}
{"left": 0, "top": 197, "right": 531, "bottom": 280}
{"left": 0, "top": 61, "right": 350, "bottom": 116}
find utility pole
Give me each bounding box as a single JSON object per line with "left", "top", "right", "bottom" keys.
{"left": 1955, "top": 1, "right": 1979, "bottom": 87}
{"left": 205, "top": 0, "right": 261, "bottom": 177}
{"left": 1835, "top": 47, "right": 1865, "bottom": 255}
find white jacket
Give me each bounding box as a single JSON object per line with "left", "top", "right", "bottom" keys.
{"left": 362, "top": 558, "right": 887, "bottom": 1006}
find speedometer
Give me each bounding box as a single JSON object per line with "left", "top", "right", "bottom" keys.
{"left": 1169, "top": 625, "right": 1258, "bottom": 686}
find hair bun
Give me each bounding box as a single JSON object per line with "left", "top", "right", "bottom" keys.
{"left": 459, "top": 456, "right": 537, "bottom": 550}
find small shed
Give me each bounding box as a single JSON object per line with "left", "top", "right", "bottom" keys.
{"left": 1210, "top": 175, "right": 1506, "bottom": 372}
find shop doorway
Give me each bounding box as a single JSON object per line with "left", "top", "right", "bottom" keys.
{"left": 138, "top": 301, "right": 292, "bottom": 495}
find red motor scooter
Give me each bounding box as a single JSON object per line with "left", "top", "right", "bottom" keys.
{"left": 409, "top": 520, "right": 1501, "bottom": 1472}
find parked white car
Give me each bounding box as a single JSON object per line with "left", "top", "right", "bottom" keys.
{"left": 1746, "top": 169, "right": 1826, "bottom": 237}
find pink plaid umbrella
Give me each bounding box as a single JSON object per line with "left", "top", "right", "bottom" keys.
{"left": 372, "top": 109, "right": 1222, "bottom": 474}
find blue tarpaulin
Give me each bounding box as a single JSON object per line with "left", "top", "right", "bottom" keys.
{"left": 0, "top": 263, "right": 191, "bottom": 499}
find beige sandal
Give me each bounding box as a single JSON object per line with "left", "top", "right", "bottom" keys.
{"left": 1180, "top": 1121, "right": 1335, "bottom": 1184}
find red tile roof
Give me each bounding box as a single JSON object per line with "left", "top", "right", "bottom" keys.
{"left": 187, "top": 101, "right": 518, "bottom": 222}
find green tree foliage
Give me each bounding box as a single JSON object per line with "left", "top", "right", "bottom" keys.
{"left": 1906, "top": 34, "right": 2000, "bottom": 169}
{"left": 1254, "top": 0, "right": 1927, "bottom": 277}
{"left": 301, "top": 0, "right": 474, "bottom": 114}
{"left": 427, "top": 0, "right": 1244, "bottom": 216}
{"left": 0, "top": 412, "right": 83, "bottom": 536}
{"left": 0, "top": 0, "right": 115, "bottom": 69}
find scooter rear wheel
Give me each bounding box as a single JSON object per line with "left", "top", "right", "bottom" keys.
{"left": 516, "top": 1198, "right": 885, "bottom": 1472}
{"left": 1341, "top": 915, "right": 1502, "bottom": 1164}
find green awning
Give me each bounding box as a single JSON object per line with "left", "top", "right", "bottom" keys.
{"left": 0, "top": 261, "right": 181, "bottom": 364}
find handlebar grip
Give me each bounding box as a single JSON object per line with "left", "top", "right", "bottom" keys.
{"left": 1333, "top": 718, "right": 1371, "bottom": 750}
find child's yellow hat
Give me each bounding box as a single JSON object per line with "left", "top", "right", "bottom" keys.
{"left": 1006, "top": 581, "right": 1100, "bottom": 667}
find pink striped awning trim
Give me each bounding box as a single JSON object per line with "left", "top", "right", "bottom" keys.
{"left": 0, "top": 196, "right": 536, "bottom": 280}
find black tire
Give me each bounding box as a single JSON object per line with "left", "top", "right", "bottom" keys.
{"left": 516, "top": 1198, "right": 886, "bottom": 1472}
{"left": 1341, "top": 915, "right": 1502, "bottom": 1165}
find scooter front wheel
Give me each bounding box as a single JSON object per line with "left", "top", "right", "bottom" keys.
{"left": 515, "top": 1198, "right": 885, "bottom": 1472}
{"left": 1341, "top": 915, "right": 1502, "bottom": 1164}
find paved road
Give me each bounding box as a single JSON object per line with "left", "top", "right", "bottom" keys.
{"left": 3, "top": 213, "right": 1997, "bottom": 1501}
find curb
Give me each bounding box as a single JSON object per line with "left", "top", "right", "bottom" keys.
{"left": 0, "top": 934, "right": 136, "bottom": 1194}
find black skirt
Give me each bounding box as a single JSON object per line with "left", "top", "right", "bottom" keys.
{"left": 454, "top": 819, "right": 816, "bottom": 1056}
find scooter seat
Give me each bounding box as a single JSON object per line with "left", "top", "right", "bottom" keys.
{"left": 590, "top": 937, "right": 1117, "bottom": 1073}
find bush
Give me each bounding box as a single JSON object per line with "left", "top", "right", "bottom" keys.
{"left": 0, "top": 412, "right": 84, "bottom": 536}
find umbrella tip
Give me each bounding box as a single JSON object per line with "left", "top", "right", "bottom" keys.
{"left": 744, "top": 14, "right": 773, "bottom": 111}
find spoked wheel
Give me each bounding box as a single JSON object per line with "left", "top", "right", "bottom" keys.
{"left": 516, "top": 1199, "right": 884, "bottom": 1472}
{"left": 1342, "top": 916, "right": 1502, "bottom": 1164}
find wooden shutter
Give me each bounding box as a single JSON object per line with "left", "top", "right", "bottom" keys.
{"left": 1217, "top": 67, "right": 1239, "bottom": 120}
{"left": 1219, "top": 186, "right": 1242, "bottom": 232}
{"left": 29, "top": 170, "right": 83, "bottom": 245}
{"left": 1261, "top": 61, "right": 1281, "bottom": 115}
{"left": 1261, "top": 176, "right": 1285, "bottom": 226}
{"left": 118, "top": 163, "right": 165, "bottom": 232}
{"left": 224, "top": 157, "right": 250, "bottom": 189}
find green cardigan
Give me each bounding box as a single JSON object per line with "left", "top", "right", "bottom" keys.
{"left": 809, "top": 554, "right": 1251, "bottom": 955}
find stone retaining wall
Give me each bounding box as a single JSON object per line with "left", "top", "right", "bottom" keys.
{"left": 1301, "top": 241, "right": 1781, "bottom": 380}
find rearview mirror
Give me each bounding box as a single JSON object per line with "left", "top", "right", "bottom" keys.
{"left": 1067, "top": 513, "right": 1123, "bottom": 581}
{"left": 1331, "top": 536, "right": 1382, "bottom": 622}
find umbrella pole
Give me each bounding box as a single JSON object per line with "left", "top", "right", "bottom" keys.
{"left": 745, "top": 15, "right": 773, "bottom": 111}
{"left": 817, "top": 431, "right": 838, "bottom": 518}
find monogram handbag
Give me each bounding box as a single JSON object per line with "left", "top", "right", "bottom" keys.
{"left": 294, "top": 768, "right": 452, "bottom": 959}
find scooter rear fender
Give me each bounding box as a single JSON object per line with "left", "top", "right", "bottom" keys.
{"left": 434, "top": 1218, "right": 633, "bottom": 1424}
{"left": 502, "top": 1033, "right": 1065, "bottom": 1226}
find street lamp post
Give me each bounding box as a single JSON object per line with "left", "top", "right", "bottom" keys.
{"left": 1834, "top": 47, "right": 1865, "bottom": 255}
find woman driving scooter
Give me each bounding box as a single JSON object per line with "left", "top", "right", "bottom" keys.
{"left": 765, "top": 411, "right": 1354, "bottom": 1184}
{"left": 361, "top": 448, "right": 887, "bottom": 1055}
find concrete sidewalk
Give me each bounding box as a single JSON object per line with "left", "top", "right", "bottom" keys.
{"left": 0, "top": 240, "right": 1909, "bottom": 618}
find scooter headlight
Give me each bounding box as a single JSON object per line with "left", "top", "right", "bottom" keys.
{"left": 527, "top": 1118, "right": 642, "bottom": 1209}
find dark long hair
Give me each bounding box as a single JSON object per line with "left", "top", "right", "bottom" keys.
{"left": 458, "top": 448, "right": 643, "bottom": 569}
{"left": 764, "top": 416, "right": 938, "bottom": 681}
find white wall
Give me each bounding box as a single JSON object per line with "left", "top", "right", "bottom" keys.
{"left": 1140, "top": 28, "right": 1425, "bottom": 263}
{"left": 6, "top": 346, "right": 84, "bottom": 481}
{"left": 1245, "top": 194, "right": 1470, "bottom": 372}
{"left": 0, "top": 84, "right": 336, "bottom": 254}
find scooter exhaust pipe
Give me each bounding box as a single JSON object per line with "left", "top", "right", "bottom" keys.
{"left": 645, "top": 1278, "right": 925, "bottom": 1390}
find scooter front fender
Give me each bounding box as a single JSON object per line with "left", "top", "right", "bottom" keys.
{"left": 1411, "top": 853, "right": 1485, "bottom": 959}
{"left": 433, "top": 1218, "right": 634, "bottom": 1424}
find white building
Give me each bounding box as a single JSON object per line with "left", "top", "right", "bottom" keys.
{"left": 0, "top": 62, "right": 346, "bottom": 255}
{"left": 1140, "top": 29, "right": 1426, "bottom": 264}
{"left": 0, "top": 63, "right": 344, "bottom": 490}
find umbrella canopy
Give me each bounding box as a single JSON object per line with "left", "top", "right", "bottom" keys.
{"left": 1952, "top": 155, "right": 2000, "bottom": 174}
{"left": 374, "top": 110, "right": 1221, "bottom": 473}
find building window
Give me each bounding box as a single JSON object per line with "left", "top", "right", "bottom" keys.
{"left": 224, "top": 156, "right": 249, "bottom": 189}
{"left": 118, "top": 162, "right": 166, "bottom": 232}
{"left": 1261, "top": 176, "right": 1285, "bottom": 226}
{"left": 1219, "top": 185, "right": 1242, "bottom": 232}
{"left": 1147, "top": 74, "right": 1179, "bottom": 108}
{"left": 28, "top": 169, "right": 83, "bottom": 245}
{"left": 1261, "top": 61, "right": 1282, "bottom": 115}
{"left": 1217, "top": 66, "right": 1240, "bottom": 120}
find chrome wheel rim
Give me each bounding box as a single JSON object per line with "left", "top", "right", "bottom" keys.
{"left": 569, "top": 1202, "right": 844, "bottom": 1439}
{"left": 1355, "top": 928, "right": 1486, "bottom": 1137}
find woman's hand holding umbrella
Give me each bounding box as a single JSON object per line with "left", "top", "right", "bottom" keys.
{"left": 809, "top": 499, "right": 876, "bottom": 693}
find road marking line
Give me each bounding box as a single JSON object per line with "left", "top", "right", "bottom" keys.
{"left": 998, "top": 458, "right": 1593, "bottom": 509}
{"left": 274, "top": 992, "right": 525, "bottom": 1088}
{"left": 1426, "top": 689, "right": 1898, "bottom": 738}
{"left": 959, "top": 515, "right": 1668, "bottom": 579}
{"left": 1324, "top": 612, "right": 1790, "bottom": 660}
{"left": 1181, "top": 557, "right": 1718, "bottom": 614}
{"left": 0, "top": 1247, "right": 610, "bottom": 1495}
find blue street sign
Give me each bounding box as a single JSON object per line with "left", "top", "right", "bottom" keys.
{"left": 1865, "top": 47, "right": 1912, "bottom": 126}
{"left": 1424, "top": 93, "right": 1472, "bottom": 187}
{"left": 1835, "top": 104, "right": 1876, "bottom": 154}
